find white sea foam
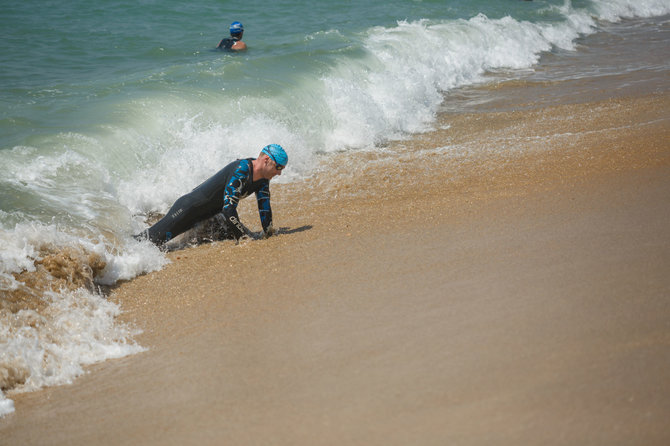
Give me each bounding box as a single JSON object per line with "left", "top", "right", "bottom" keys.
{"left": 589, "top": 0, "right": 670, "bottom": 22}
{"left": 0, "top": 286, "right": 146, "bottom": 417}
{"left": 0, "top": 221, "right": 166, "bottom": 416}
{"left": 319, "top": 10, "right": 594, "bottom": 152}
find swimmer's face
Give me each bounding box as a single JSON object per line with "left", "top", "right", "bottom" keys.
{"left": 262, "top": 154, "right": 283, "bottom": 179}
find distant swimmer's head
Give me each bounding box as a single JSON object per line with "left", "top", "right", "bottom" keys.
{"left": 261, "top": 144, "right": 288, "bottom": 170}
{"left": 230, "top": 21, "right": 244, "bottom": 37}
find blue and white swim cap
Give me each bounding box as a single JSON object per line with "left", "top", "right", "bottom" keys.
{"left": 230, "top": 21, "right": 244, "bottom": 34}
{"left": 261, "top": 144, "right": 288, "bottom": 167}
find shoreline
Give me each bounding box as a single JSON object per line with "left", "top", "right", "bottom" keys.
{"left": 2, "top": 91, "right": 669, "bottom": 444}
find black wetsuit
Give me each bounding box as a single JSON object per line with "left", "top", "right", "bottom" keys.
{"left": 217, "top": 37, "right": 239, "bottom": 51}
{"left": 142, "top": 158, "right": 272, "bottom": 244}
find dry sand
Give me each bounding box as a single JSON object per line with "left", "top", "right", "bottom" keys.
{"left": 1, "top": 92, "right": 669, "bottom": 445}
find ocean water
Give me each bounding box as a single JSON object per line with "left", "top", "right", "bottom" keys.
{"left": 1, "top": 0, "right": 669, "bottom": 416}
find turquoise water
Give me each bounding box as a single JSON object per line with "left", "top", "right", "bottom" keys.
{"left": 1, "top": 0, "right": 669, "bottom": 416}
{"left": 0, "top": 0, "right": 576, "bottom": 152}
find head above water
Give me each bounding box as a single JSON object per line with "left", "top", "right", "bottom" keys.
{"left": 230, "top": 21, "right": 244, "bottom": 37}
{"left": 261, "top": 144, "right": 288, "bottom": 169}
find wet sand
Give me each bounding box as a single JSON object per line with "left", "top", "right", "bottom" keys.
{"left": 1, "top": 91, "right": 669, "bottom": 445}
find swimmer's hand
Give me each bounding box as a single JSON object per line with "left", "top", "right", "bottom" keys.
{"left": 263, "top": 224, "right": 275, "bottom": 239}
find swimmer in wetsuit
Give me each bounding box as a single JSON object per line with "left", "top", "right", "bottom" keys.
{"left": 137, "top": 144, "right": 287, "bottom": 245}
{"left": 217, "top": 21, "right": 247, "bottom": 52}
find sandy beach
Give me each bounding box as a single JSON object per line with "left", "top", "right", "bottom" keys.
{"left": 2, "top": 89, "right": 669, "bottom": 445}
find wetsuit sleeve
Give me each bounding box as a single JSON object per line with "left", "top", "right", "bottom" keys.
{"left": 256, "top": 181, "right": 273, "bottom": 236}
{"left": 222, "top": 162, "right": 251, "bottom": 239}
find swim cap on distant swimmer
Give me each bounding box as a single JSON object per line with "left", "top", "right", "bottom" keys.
{"left": 261, "top": 144, "right": 288, "bottom": 167}
{"left": 230, "top": 21, "right": 244, "bottom": 35}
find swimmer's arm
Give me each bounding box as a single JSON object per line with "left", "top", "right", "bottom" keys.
{"left": 255, "top": 183, "right": 274, "bottom": 237}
